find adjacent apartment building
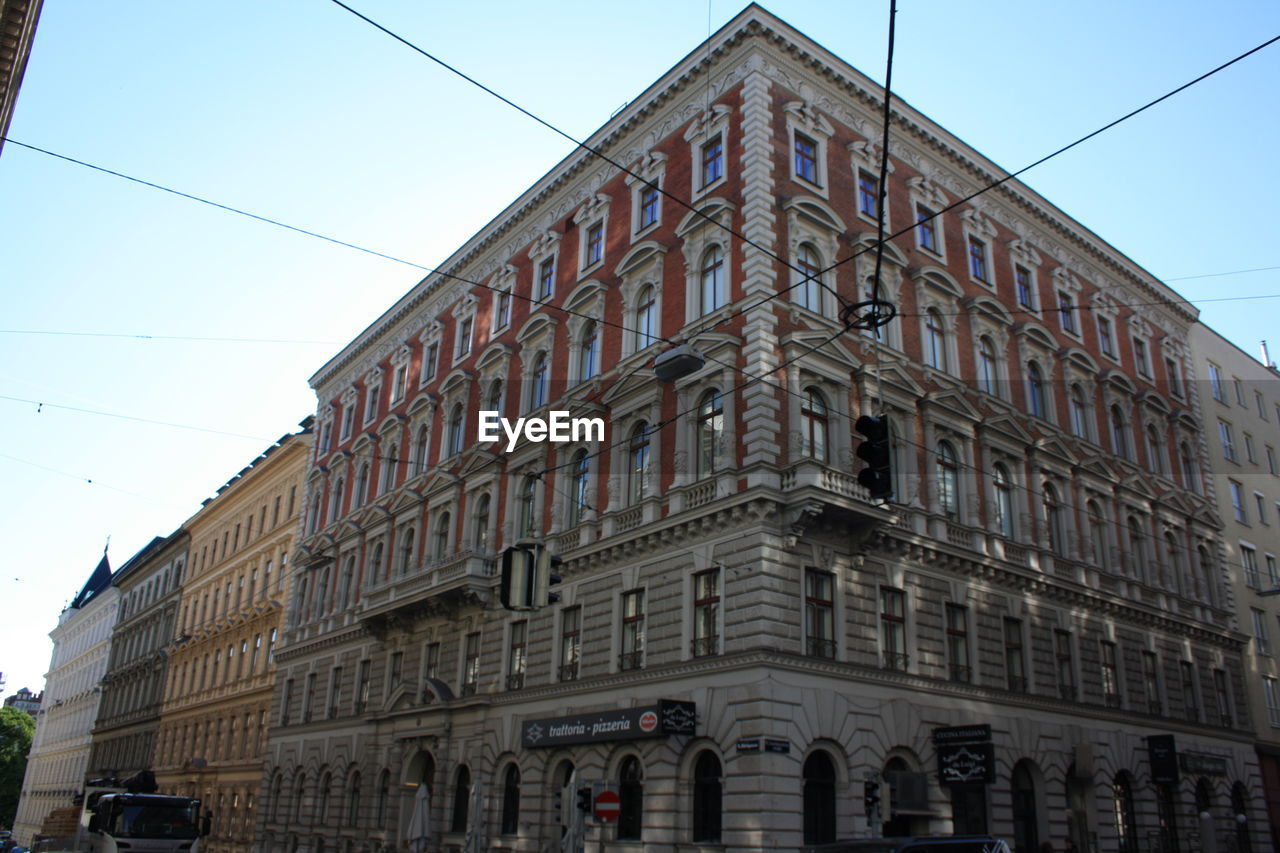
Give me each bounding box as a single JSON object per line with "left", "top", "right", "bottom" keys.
{"left": 260, "top": 6, "right": 1260, "bottom": 852}
{"left": 1190, "top": 323, "right": 1280, "bottom": 842}
{"left": 88, "top": 531, "right": 189, "bottom": 783}
{"left": 154, "top": 426, "right": 310, "bottom": 853}
{"left": 12, "top": 553, "right": 118, "bottom": 846}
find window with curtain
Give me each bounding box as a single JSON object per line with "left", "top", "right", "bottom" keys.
{"left": 936, "top": 441, "right": 959, "bottom": 520}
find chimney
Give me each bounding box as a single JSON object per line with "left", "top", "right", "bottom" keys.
{"left": 1263, "top": 341, "right": 1277, "bottom": 370}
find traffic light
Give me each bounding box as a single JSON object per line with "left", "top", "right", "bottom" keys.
{"left": 499, "top": 546, "right": 536, "bottom": 610}
{"left": 864, "top": 779, "right": 881, "bottom": 819}
{"left": 855, "top": 414, "right": 893, "bottom": 501}
{"left": 576, "top": 786, "right": 592, "bottom": 813}
{"left": 533, "top": 545, "right": 564, "bottom": 608}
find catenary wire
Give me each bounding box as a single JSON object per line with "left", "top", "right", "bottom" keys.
{"left": 0, "top": 394, "right": 276, "bottom": 442}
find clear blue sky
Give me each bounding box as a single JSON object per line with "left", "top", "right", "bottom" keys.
{"left": 2, "top": 0, "right": 1278, "bottom": 697}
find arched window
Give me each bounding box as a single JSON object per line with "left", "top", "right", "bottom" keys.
{"left": 924, "top": 309, "right": 947, "bottom": 370}
{"left": 368, "top": 541, "right": 384, "bottom": 587}
{"left": 331, "top": 478, "right": 345, "bottom": 522}
{"left": 1069, "top": 384, "right": 1089, "bottom": 438}
{"left": 801, "top": 388, "right": 829, "bottom": 462}
{"left": 802, "top": 750, "right": 836, "bottom": 845}
{"left": 618, "top": 756, "right": 643, "bottom": 841}
{"left": 518, "top": 475, "right": 538, "bottom": 538}
{"left": 1180, "top": 442, "right": 1200, "bottom": 494}
{"left": 1113, "top": 772, "right": 1138, "bottom": 853}
{"left": 993, "top": 464, "right": 1015, "bottom": 539}
{"left": 338, "top": 557, "right": 354, "bottom": 610}
{"left": 936, "top": 441, "right": 959, "bottom": 521}
{"left": 795, "top": 243, "right": 823, "bottom": 311}
{"left": 635, "top": 285, "right": 657, "bottom": 350}
{"left": 1128, "top": 517, "right": 1147, "bottom": 581}
{"left": 500, "top": 763, "right": 520, "bottom": 836}
{"left": 1164, "top": 533, "right": 1183, "bottom": 592}
{"left": 354, "top": 464, "right": 369, "bottom": 509}
{"left": 308, "top": 492, "right": 322, "bottom": 534}
{"left": 691, "top": 751, "right": 723, "bottom": 843}
{"left": 1146, "top": 425, "right": 1165, "bottom": 475}
{"left": 413, "top": 425, "right": 429, "bottom": 476}
{"left": 433, "top": 513, "right": 451, "bottom": 562}
{"left": 317, "top": 770, "right": 332, "bottom": 825}
{"left": 1198, "top": 546, "right": 1216, "bottom": 606}
{"left": 977, "top": 336, "right": 997, "bottom": 394}
{"left": 451, "top": 766, "right": 471, "bottom": 833}
{"left": 697, "top": 390, "right": 724, "bottom": 479}
{"left": 700, "top": 246, "right": 726, "bottom": 315}
{"left": 530, "top": 352, "right": 549, "bottom": 410}
{"left": 398, "top": 528, "right": 416, "bottom": 576}
{"left": 472, "top": 494, "right": 491, "bottom": 551}
{"left": 1231, "top": 781, "right": 1253, "bottom": 853}
{"left": 578, "top": 322, "right": 599, "bottom": 382}
{"left": 1088, "top": 501, "right": 1108, "bottom": 571}
{"left": 1027, "top": 362, "right": 1047, "bottom": 419}
{"left": 380, "top": 444, "right": 396, "bottom": 495}
{"left": 568, "top": 450, "right": 590, "bottom": 528}
{"left": 293, "top": 772, "right": 306, "bottom": 822}
{"left": 1011, "top": 761, "right": 1040, "bottom": 853}
{"left": 486, "top": 379, "right": 503, "bottom": 414}
{"left": 345, "top": 771, "right": 361, "bottom": 826}
{"left": 1043, "top": 484, "right": 1064, "bottom": 555}
{"left": 270, "top": 771, "right": 284, "bottom": 821}
{"left": 447, "top": 404, "right": 464, "bottom": 457}
{"left": 1110, "top": 406, "right": 1129, "bottom": 459}
{"left": 629, "top": 422, "right": 651, "bottom": 505}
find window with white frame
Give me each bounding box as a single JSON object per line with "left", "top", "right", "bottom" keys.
{"left": 364, "top": 374, "right": 382, "bottom": 426}
{"left": 1234, "top": 376, "right": 1245, "bottom": 406}
{"left": 1145, "top": 425, "right": 1166, "bottom": 476}
{"left": 1015, "top": 265, "right": 1036, "bottom": 311}
{"left": 620, "top": 588, "right": 645, "bottom": 671}
{"left": 692, "top": 569, "right": 720, "bottom": 657}
{"left": 800, "top": 387, "right": 829, "bottom": 462}
{"left": 573, "top": 193, "right": 610, "bottom": 275}
{"left": 936, "top": 440, "right": 960, "bottom": 521}
{"left": 628, "top": 150, "right": 667, "bottom": 238}
{"left": 993, "top": 463, "right": 1015, "bottom": 539}
{"left": 977, "top": 335, "right": 999, "bottom": 395}
{"left": 700, "top": 135, "right": 723, "bottom": 188}
{"left": 530, "top": 229, "right": 561, "bottom": 303}
{"left": 1245, "top": 432, "right": 1256, "bottom": 463}
{"left": 784, "top": 100, "right": 832, "bottom": 194}
{"left": 455, "top": 316, "right": 473, "bottom": 362}
{"left": 684, "top": 104, "right": 730, "bottom": 197}
{"left": 1133, "top": 338, "right": 1151, "bottom": 378}
{"left": 923, "top": 309, "right": 948, "bottom": 371}
{"left": 1230, "top": 480, "right": 1246, "bottom": 522}
{"left": 634, "top": 284, "right": 658, "bottom": 352}
{"left": 880, "top": 587, "right": 907, "bottom": 671}
{"left": 492, "top": 282, "right": 513, "bottom": 333}
{"left": 567, "top": 449, "right": 590, "bottom": 528}
{"left": 1208, "top": 362, "right": 1225, "bottom": 402}
{"left": 857, "top": 168, "right": 879, "bottom": 220}
{"left": 1253, "top": 607, "right": 1271, "bottom": 654}
{"left": 793, "top": 242, "right": 825, "bottom": 312}
{"left": 1256, "top": 492, "right": 1268, "bottom": 525}
{"left": 1069, "top": 384, "right": 1090, "bottom": 438}
{"left": 805, "top": 568, "right": 835, "bottom": 659}
{"left": 628, "top": 421, "right": 651, "bottom": 505}
{"left": 1058, "top": 290, "right": 1078, "bottom": 334}
{"left": 1027, "top": 361, "right": 1048, "bottom": 420}
{"left": 946, "top": 603, "right": 970, "bottom": 682}
{"left": 577, "top": 322, "right": 599, "bottom": 384}
{"left": 1220, "top": 421, "right": 1237, "bottom": 462}
{"left": 422, "top": 341, "right": 439, "bottom": 384}
{"left": 916, "top": 204, "right": 940, "bottom": 255}
{"left": 1097, "top": 315, "right": 1116, "bottom": 357}
{"left": 1166, "top": 357, "right": 1183, "bottom": 398}
{"left": 1110, "top": 406, "right": 1130, "bottom": 459}
{"left": 536, "top": 256, "right": 555, "bottom": 302}
{"left": 967, "top": 237, "right": 989, "bottom": 283}
{"left": 794, "top": 131, "right": 820, "bottom": 185}
{"left": 699, "top": 244, "right": 727, "bottom": 315}
{"left": 696, "top": 389, "right": 724, "bottom": 479}
{"left": 390, "top": 362, "right": 408, "bottom": 404}
{"left": 1264, "top": 676, "right": 1280, "bottom": 726}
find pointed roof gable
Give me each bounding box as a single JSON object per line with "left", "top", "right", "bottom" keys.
{"left": 70, "top": 552, "right": 113, "bottom": 609}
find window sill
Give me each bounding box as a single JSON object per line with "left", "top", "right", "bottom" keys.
{"left": 579, "top": 260, "right": 604, "bottom": 279}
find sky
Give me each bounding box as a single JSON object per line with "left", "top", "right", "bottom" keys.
{"left": 1, "top": 0, "right": 1278, "bottom": 698}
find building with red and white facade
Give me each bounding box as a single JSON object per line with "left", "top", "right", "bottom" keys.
{"left": 261, "top": 7, "right": 1262, "bottom": 852}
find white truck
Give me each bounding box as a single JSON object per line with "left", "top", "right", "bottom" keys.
{"left": 68, "top": 772, "right": 208, "bottom": 853}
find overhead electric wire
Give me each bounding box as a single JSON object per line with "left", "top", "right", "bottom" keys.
{"left": 0, "top": 394, "right": 275, "bottom": 441}
{"left": 0, "top": 328, "right": 343, "bottom": 345}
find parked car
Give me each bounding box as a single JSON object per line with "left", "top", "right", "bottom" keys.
{"left": 803, "top": 836, "right": 1012, "bottom": 853}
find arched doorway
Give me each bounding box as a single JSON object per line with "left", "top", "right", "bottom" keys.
{"left": 398, "top": 752, "right": 434, "bottom": 846}
{"left": 1064, "top": 762, "right": 1091, "bottom": 853}
{"left": 552, "top": 759, "right": 575, "bottom": 842}
{"left": 802, "top": 750, "right": 837, "bottom": 845}
{"left": 1113, "top": 771, "right": 1138, "bottom": 853}
{"left": 1231, "top": 782, "right": 1252, "bottom": 853}
{"left": 1011, "top": 760, "right": 1040, "bottom": 853}
{"left": 883, "top": 756, "right": 930, "bottom": 837}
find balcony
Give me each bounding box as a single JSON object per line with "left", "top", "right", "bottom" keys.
{"left": 505, "top": 672, "right": 525, "bottom": 691}
{"left": 359, "top": 549, "right": 497, "bottom": 634}
{"left": 558, "top": 662, "right": 579, "bottom": 682}
{"left": 949, "top": 664, "right": 972, "bottom": 684}
{"left": 460, "top": 682, "right": 477, "bottom": 697}
{"left": 691, "top": 636, "right": 719, "bottom": 658}
{"left": 618, "top": 651, "right": 644, "bottom": 672}
{"left": 806, "top": 637, "right": 836, "bottom": 660}
{"left": 882, "top": 652, "right": 909, "bottom": 672}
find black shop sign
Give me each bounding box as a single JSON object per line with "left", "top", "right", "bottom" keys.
{"left": 934, "top": 723, "right": 994, "bottom": 786}
{"left": 522, "top": 700, "right": 696, "bottom": 748}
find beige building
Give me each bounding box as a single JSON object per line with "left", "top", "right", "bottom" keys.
{"left": 0, "top": 0, "right": 42, "bottom": 158}
{"left": 154, "top": 424, "right": 310, "bottom": 853}
{"left": 1189, "top": 322, "right": 1280, "bottom": 840}
{"left": 88, "top": 530, "right": 189, "bottom": 783}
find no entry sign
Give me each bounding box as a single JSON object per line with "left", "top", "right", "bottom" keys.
{"left": 594, "top": 789, "right": 621, "bottom": 822}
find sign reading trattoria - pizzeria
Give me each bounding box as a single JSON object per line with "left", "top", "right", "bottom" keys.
{"left": 521, "top": 700, "right": 696, "bottom": 748}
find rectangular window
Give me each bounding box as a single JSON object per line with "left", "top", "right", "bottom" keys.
{"left": 1180, "top": 661, "right": 1199, "bottom": 722}
{"left": 302, "top": 672, "right": 316, "bottom": 723}
{"left": 507, "top": 621, "right": 527, "bottom": 690}
{"left": 880, "top": 588, "right": 907, "bottom": 671}
{"left": 462, "top": 632, "right": 481, "bottom": 695}
{"left": 1267, "top": 446, "right": 1278, "bottom": 475}
{"left": 794, "top": 132, "right": 819, "bottom": 184}
{"left": 1142, "top": 650, "right": 1162, "bottom": 714}
{"left": 1243, "top": 545, "right": 1260, "bottom": 587}
{"left": 1016, "top": 265, "right": 1035, "bottom": 310}
{"left": 328, "top": 666, "right": 342, "bottom": 719}
{"left": 364, "top": 385, "right": 379, "bottom": 424}
{"left": 1254, "top": 607, "right": 1271, "bottom": 655}
{"left": 693, "top": 570, "right": 720, "bottom": 657}
{"left": 620, "top": 589, "right": 646, "bottom": 671}
{"left": 1231, "top": 481, "right": 1246, "bottom": 522}
{"left": 805, "top": 569, "right": 835, "bottom": 659}
{"left": 946, "top": 603, "right": 970, "bottom": 683}
{"left": 1267, "top": 553, "right": 1279, "bottom": 587}
{"left": 1266, "top": 677, "right": 1280, "bottom": 727}
{"left": 420, "top": 642, "right": 440, "bottom": 703}
{"left": 638, "top": 185, "right": 659, "bottom": 230}
{"left": 1166, "top": 358, "right": 1183, "bottom": 397}
{"left": 456, "top": 317, "right": 473, "bottom": 359}
{"left": 1058, "top": 291, "right": 1077, "bottom": 333}
{"left": 1245, "top": 433, "right": 1257, "bottom": 463}
{"left": 423, "top": 343, "right": 439, "bottom": 382}
{"left": 585, "top": 222, "right": 604, "bottom": 267}
{"left": 1004, "top": 618, "right": 1026, "bottom": 692}
{"left": 1102, "top": 643, "right": 1121, "bottom": 707}
{"left": 1055, "top": 630, "right": 1076, "bottom": 700}
{"left": 1258, "top": 391, "right": 1268, "bottom": 419}
{"left": 1256, "top": 493, "right": 1268, "bottom": 525}
{"left": 1097, "top": 316, "right": 1115, "bottom": 356}
{"left": 858, "top": 169, "right": 879, "bottom": 218}
{"left": 1221, "top": 422, "right": 1237, "bottom": 462}
{"left": 1133, "top": 339, "right": 1151, "bottom": 377}
{"left": 1214, "top": 668, "right": 1232, "bottom": 726}
{"left": 389, "top": 651, "right": 404, "bottom": 691}
{"left": 700, "top": 135, "right": 723, "bottom": 187}
{"left": 355, "top": 659, "right": 370, "bottom": 714}
{"left": 1208, "top": 362, "right": 1225, "bottom": 401}
{"left": 494, "top": 289, "right": 512, "bottom": 331}
{"left": 1235, "top": 377, "right": 1246, "bottom": 406}
{"left": 537, "top": 257, "right": 555, "bottom": 301}
{"left": 968, "top": 237, "right": 988, "bottom": 282}
{"left": 916, "top": 205, "right": 938, "bottom": 254}
{"left": 280, "top": 678, "right": 293, "bottom": 726}
{"left": 560, "top": 606, "right": 581, "bottom": 681}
